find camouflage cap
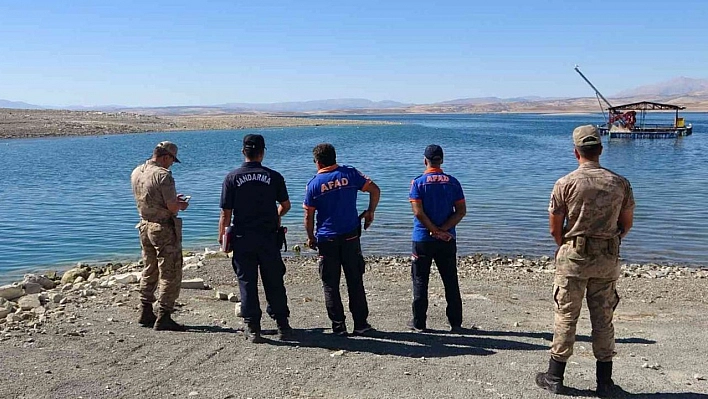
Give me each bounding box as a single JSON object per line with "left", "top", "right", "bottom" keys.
{"left": 156, "top": 141, "right": 181, "bottom": 163}
{"left": 573, "top": 125, "right": 602, "bottom": 147}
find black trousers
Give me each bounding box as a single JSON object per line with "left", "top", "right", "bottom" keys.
{"left": 231, "top": 232, "right": 290, "bottom": 326}
{"left": 411, "top": 240, "right": 462, "bottom": 329}
{"left": 317, "top": 230, "right": 369, "bottom": 328}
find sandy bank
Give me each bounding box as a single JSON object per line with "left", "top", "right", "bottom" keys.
{"left": 0, "top": 109, "right": 395, "bottom": 139}
{"left": 0, "top": 253, "right": 706, "bottom": 398}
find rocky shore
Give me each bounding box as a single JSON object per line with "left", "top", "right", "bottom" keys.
{"left": 1, "top": 253, "right": 707, "bottom": 398}
{"left": 0, "top": 108, "right": 395, "bottom": 139}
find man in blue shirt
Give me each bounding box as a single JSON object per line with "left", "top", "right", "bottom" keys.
{"left": 408, "top": 144, "right": 467, "bottom": 332}
{"left": 219, "top": 134, "right": 292, "bottom": 343}
{"left": 304, "top": 143, "right": 381, "bottom": 336}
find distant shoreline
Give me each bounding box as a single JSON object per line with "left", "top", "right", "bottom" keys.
{"left": 0, "top": 108, "right": 397, "bottom": 140}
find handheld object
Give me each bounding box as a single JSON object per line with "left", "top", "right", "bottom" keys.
{"left": 221, "top": 225, "right": 233, "bottom": 252}
{"left": 277, "top": 226, "right": 288, "bottom": 252}
{"left": 183, "top": 195, "right": 191, "bottom": 202}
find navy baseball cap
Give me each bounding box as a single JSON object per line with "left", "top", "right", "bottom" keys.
{"left": 243, "top": 134, "right": 266, "bottom": 150}
{"left": 424, "top": 144, "right": 443, "bottom": 161}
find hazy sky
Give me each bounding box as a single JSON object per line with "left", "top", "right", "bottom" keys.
{"left": 1, "top": 0, "right": 706, "bottom": 106}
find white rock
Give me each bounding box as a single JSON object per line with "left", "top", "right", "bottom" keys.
{"left": 181, "top": 278, "right": 205, "bottom": 290}
{"left": 228, "top": 293, "right": 239, "bottom": 303}
{"left": 330, "top": 350, "right": 346, "bottom": 357}
{"left": 114, "top": 272, "right": 141, "bottom": 284}
{"left": 50, "top": 293, "right": 64, "bottom": 304}
{"left": 61, "top": 284, "right": 73, "bottom": 292}
{"left": 0, "top": 284, "right": 24, "bottom": 301}
{"left": 215, "top": 291, "right": 228, "bottom": 300}
{"left": 23, "top": 282, "right": 43, "bottom": 294}
{"left": 32, "top": 306, "right": 46, "bottom": 315}
{"left": 87, "top": 272, "right": 97, "bottom": 282}
{"left": 74, "top": 276, "right": 85, "bottom": 284}
{"left": 18, "top": 295, "right": 41, "bottom": 311}
{"left": 182, "top": 264, "right": 199, "bottom": 272}
{"left": 6, "top": 313, "right": 22, "bottom": 323}
{"left": 23, "top": 274, "right": 56, "bottom": 290}
{"left": 183, "top": 256, "right": 198, "bottom": 264}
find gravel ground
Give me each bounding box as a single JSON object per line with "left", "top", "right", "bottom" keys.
{"left": 0, "top": 253, "right": 707, "bottom": 399}
{"left": 0, "top": 109, "right": 393, "bottom": 139}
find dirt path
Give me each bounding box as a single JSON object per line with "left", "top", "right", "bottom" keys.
{"left": 0, "top": 254, "right": 707, "bottom": 399}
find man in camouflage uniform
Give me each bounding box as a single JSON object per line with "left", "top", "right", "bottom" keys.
{"left": 536, "top": 125, "right": 635, "bottom": 397}
{"left": 131, "top": 141, "right": 190, "bottom": 331}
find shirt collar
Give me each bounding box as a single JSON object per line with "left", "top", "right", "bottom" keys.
{"left": 579, "top": 161, "right": 601, "bottom": 169}
{"left": 425, "top": 167, "right": 444, "bottom": 173}
{"left": 318, "top": 164, "right": 339, "bottom": 174}
{"left": 242, "top": 161, "right": 262, "bottom": 167}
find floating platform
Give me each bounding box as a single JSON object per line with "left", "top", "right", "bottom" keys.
{"left": 598, "top": 125, "right": 693, "bottom": 139}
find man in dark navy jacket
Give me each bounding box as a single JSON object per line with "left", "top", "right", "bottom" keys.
{"left": 303, "top": 143, "right": 380, "bottom": 336}
{"left": 408, "top": 144, "right": 467, "bottom": 332}
{"left": 219, "top": 134, "right": 292, "bottom": 343}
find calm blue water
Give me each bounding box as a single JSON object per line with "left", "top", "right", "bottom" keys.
{"left": 1, "top": 113, "right": 707, "bottom": 283}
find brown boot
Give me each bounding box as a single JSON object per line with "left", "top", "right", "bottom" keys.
{"left": 138, "top": 304, "right": 157, "bottom": 328}
{"left": 154, "top": 311, "right": 186, "bottom": 332}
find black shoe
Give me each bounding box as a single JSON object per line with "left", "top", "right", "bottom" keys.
{"left": 596, "top": 361, "right": 624, "bottom": 398}
{"left": 450, "top": 325, "right": 465, "bottom": 333}
{"left": 332, "top": 321, "right": 348, "bottom": 337}
{"left": 245, "top": 324, "right": 264, "bottom": 343}
{"left": 153, "top": 312, "right": 186, "bottom": 332}
{"left": 277, "top": 319, "right": 295, "bottom": 341}
{"left": 535, "top": 358, "right": 566, "bottom": 394}
{"left": 353, "top": 323, "right": 375, "bottom": 336}
{"left": 138, "top": 304, "right": 157, "bottom": 328}
{"left": 407, "top": 320, "right": 427, "bottom": 333}
{"left": 535, "top": 372, "right": 565, "bottom": 394}
{"left": 596, "top": 380, "right": 626, "bottom": 398}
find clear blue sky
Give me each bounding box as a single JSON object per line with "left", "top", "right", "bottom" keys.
{"left": 1, "top": 0, "right": 706, "bottom": 106}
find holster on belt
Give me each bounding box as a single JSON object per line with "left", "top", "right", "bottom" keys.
{"left": 172, "top": 216, "right": 183, "bottom": 243}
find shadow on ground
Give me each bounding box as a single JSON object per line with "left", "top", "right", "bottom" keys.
{"left": 264, "top": 327, "right": 554, "bottom": 358}
{"left": 558, "top": 386, "right": 708, "bottom": 398}
{"left": 474, "top": 329, "right": 656, "bottom": 345}
{"left": 182, "top": 325, "right": 657, "bottom": 358}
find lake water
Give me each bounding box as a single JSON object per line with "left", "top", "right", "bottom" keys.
{"left": 1, "top": 113, "right": 707, "bottom": 283}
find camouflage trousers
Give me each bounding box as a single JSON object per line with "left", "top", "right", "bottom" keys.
{"left": 137, "top": 220, "right": 183, "bottom": 313}
{"left": 551, "top": 275, "right": 620, "bottom": 362}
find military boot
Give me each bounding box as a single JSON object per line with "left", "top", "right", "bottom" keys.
{"left": 244, "top": 323, "right": 264, "bottom": 343}
{"left": 535, "top": 358, "right": 566, "bottom": 394}
{"left": 277, "top": 319, "right": 294, "bottom": 341}
{"left": 153, "top": 311, "right": 186, "bottom": 332}
{"left": 596, "top": 361, "right": 624, "bottom": 397}
{"left": 138, "top": 304, "right": 157, "bottom": 328}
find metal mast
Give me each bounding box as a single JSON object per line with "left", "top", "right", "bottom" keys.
{"left": 574, "top": 65, "right": 616, "bottom": 124}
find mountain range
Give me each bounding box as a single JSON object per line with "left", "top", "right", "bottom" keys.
{"left": 3, "top": 77, "right": 708, "bottom": 114}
